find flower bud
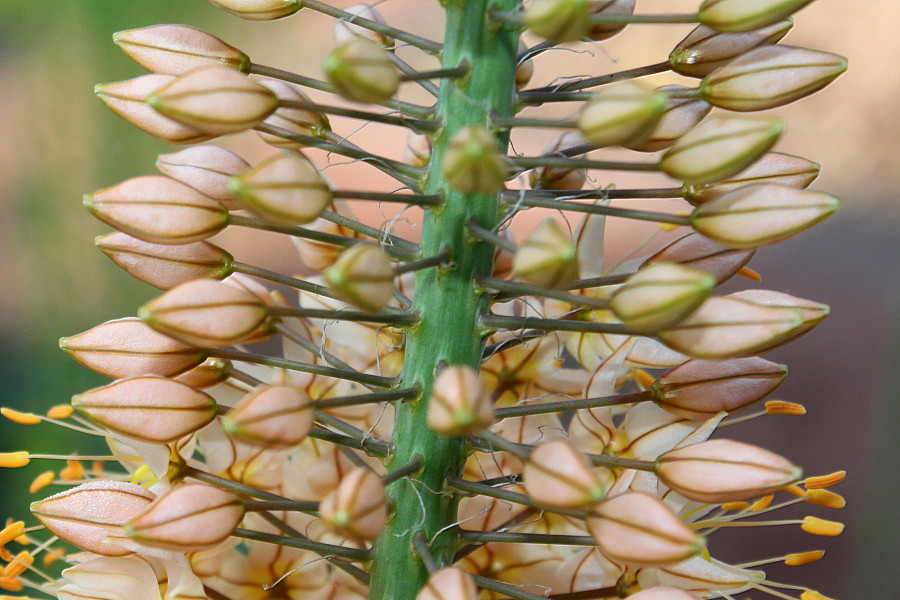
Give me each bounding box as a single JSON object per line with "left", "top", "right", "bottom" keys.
{"left": 324, "top": 37, "right": 400, "bottom": 104}
{"left": 625, "top": 588, "right": 699, "bottom": 600}
{"left": 147, "top": 66, "right": 278, "bottom": 136}
{"left": 691, "top": 184, "right": 839, "bottom": 248}
{"left": 417, "top": 567, "right": 479, "bottom": 600}
{"left": 139, "top": 279, "right": 273, "bottom": 348}
{"left": 652, "top": 357, "right": 787, "bottom": 419}
{"left": 125, "top": 484, "right": 243, "bottom": 551}
{"left": 512, "top": 218, "right": 579, "bottom": 288}
{"left": 661, "top": 116, "right": 783, "bottom": 185}
{"left": 525, "top": 0, "right": 591, "bottom": 43}
{"left": 230, "top": 152, "right": 332, "bottom": 225}
{"left": 588, "top": 0, "right": 636, "bottom": 41}
{"left": 427, "top": 365, "right": 493, "bottom": 436}
{"left": 295, "top": 218, "right": 360, "bottom": 271}
{"left": 728, "top": 290, "right": 829, "bottom": 343}
{"left": 610, "top": 263, "right": 715, "bottom": 332}
{"left": 683, "top": 152, "right": 819, "bottom": 205}
{"left": 96, "top": 233, "right": 234, "bottom": 290}
{"left": 656, "top": 439, "right": 803, "bottom": 502}
{"left": 323, "top": 244, "right": 395, "bottom": 311}
{"left": 175, "top": 357, "right": 232, "bottom": 389}
{"left": 95, "top": 75, "right": 213, "bottom": 144}
{"left": 669, "top": 21, "right": 792, "bottom": 78}
{"left": 442, "top": 125, "right": 509, "bottom": 194}
{"left": 578, "top": 82, "right": 668, "bottom": 148}
{"left": 404, "top": 132, "right": 432, "bottom": 167}
{"left": 223, "top": 385, "right": 314, "bottom": 448}
{"left": 60, "top": 317, "right": 207, "bottom": 379}
{"left": 257, "top": 80, "right": 331, "bottom": 147}
{"left": 334, "top": 4, "right": 393, "bottom": 48}
{"left": 72, "top": 376, "right": 217, "bottom": 444}
{"left": 627, "top": 86, "right": 711, "bottom": 152}
{"left": 698, "top": 0, "right": 815, "bottom": 33}
{"left": 699, "top": 46, "right": 847, "bottom": 112}
{"left": 208, "top": 0, "right": 301, "bottom": 21}
{"left": 319, "top": 468, "right": 387, "bottom": 541}
{"left": 530, "top": 132, "right": 588, "bottom": 190}
{"left": 84, "top": 176, "right": 229, "bottom": 245}
{"left": 156, "top": 145, "right": 251, "bottom": 203}
{"left": 113, "top": 25, "right": 250, "bottom": 75}
{"left": 642, "top": 232, "right": 754, "bottom": 284}
{"left": 31, "top": 481, "right": 155, "bottom": 556}
{"left": 524, "top": 440, "right": 613, "bottom": 508}
{"left": 587, "top": 492, "right": 704, "bottom": 567}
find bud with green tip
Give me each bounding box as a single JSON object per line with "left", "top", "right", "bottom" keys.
{"left": 319, "top": 468, "right": 387, "bottom": 541}
{"left": 113, "top": 24, "right": 250, "bottom": 75}
{"left": 442, "top": 125, "right": 509, "bottom": 194}
{"left": 669, "top": 21, "right": 793, "bottom": 78}
{"left": 512, "top": 218, "right": 579, "bottom": 288}
{"left": 729, "top": 289, "right": 829, "bottom": 344}
{"left": 683, "top": 152, "right": 820, "bottom": 205}
{"left": 698, "top": 0, "right": 816, "bottom": 33}
{"left": 156, "top": 145, "right": 250, "bottom": 204}
{"left": 223, "top": 385, "right": 314, "bottom": 448}
{"left": 525, "top": 0, "right": 591, "bottom": 44}
{"left": 324, "top": 37, "right": 400, "bottom": 104}
{"left": 610, "top": 263, "right": 716, "bottom": 332}
{"left": 626, "top": 86, "right": 711, "bottom": 152}
{"left": 578, "top": 82, "right": 669, "bottom": 149}
{"left": 524, "top": 439, "right": 614, "bottom": 508}
{"left": 588, "top": 0, "right": 636, "bottom": 42}
{"left": 175, "top": 357, "right": 232, "bottom": 389}
{"left": 530, "top": 132, "right": 588, "bottom": 190}
{"left": 324, "top": 244, "right": 396, "bottom": 312}
{"left": 208, "top": 0, "right": 301, "bottom": 21}
{"left": 258, "top": 80, "right": 331, "bottom": 148}
{"left": 427, "top": 365, "right": 493, "bottom": 436}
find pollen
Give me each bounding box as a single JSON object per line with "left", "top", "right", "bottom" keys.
{"left": 750, "top": 494, "right": 774, "bottom": 511}
{"left": 804, "top": 489, "right": 846, "bottom": 509}
{"left": 801, "top": 516, "right": 844, "bottom": 537}
{"left": 47, "top": 405, "right": 74, "bottom": 419}
{"left": 0, "top": 522, "right": 24, "bottom": 547}
{"left": 0, "top": 408, "right": 40, "bottom": 426}
{"left": 0, "top": 453, "right": 29, "bottom": 469}
{"left": 2, "top": 551, "right": 34, "bottom": 578}
{"left": 805, "top": 471, "right": 846, "bottom": 489}
{"left": 765, "top": 400, "right": 807, "bottom": 415}
{"left": 28, "top": 471, "right": 55, "bottom": 494}
{"left": 785, "top": 550, "right": 825, "bottom": 566}
{"left": 738, "top": 266, "right": 763, "bottom": 281}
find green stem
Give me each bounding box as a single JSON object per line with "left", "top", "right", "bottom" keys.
{"left": 511, "top": 187, "right": 684, "bottom": 199}
{"left": 279, "top": 99, "right": 438, "bottom": 131}
{"left": 470, "top": 574, "right": 554, "bottom": 600}
{"left": 510, "top": 197, "right": 692, "bottom": 226}
{"left": 481, "top": 314, "right": 639, "bottom": 335}
{"left": 509, "top": 156, "right": 659, "bottom": 173}
{"left": 521, "top": 62, "right": 671, "bottom": 97}
{"left": 332, "top": 190, "right": 442, "bottom": 206}
{"left": 269, "top": 305, "right": 419, "bottom": 326}
{"left": 232, "top": 528, "right": 372, "bottom": 562}
{"left": 446, "top": 476, "right": 588, "bottom": 519}
{"left": 314, "top": 387, "right": 420, "bottom": 410}
{"left": 243, "top": 499, "right": 320, "bottom": 513}
{"left": 493, "top": 390, "right": 653, "bottom": 419}
{"left": 458, "top": 529, "right": 596, "bottom": 546}
{"left": 318, "top": 207, "right": 421, "bottom": 255}
{"left": 480, "top": 277, "right": 611, "bottom": 309}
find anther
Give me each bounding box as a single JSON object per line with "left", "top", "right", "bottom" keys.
{"left": 800, "top": 516, "right": 844, "bottom": 537}
{"left": 785, "top": 550, "right": 825, "bottom": 566}
{"left": 804, "top": 471, "right": 846, "bottom": 489}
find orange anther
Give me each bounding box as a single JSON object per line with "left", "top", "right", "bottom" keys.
{"left": 0, "top": 408, "right": 40, "bottom": 426}
{"left": 0, "top": 453, "right": 29, "bottom": 469}
{"left": 28, "top": 471, "right": 55, "bottom": 494}
{"left": 91, "top": 461, "right": 105, "bottom": 476}
{"left": 801, "top": 516, "right": 844, "bottom": 537}
{"left": 805, "top": 489, "right": 846, "bottom": 509}
{"left": 2, "top": 551, "right": 33, "bottom": 578}
{"left": 47, "top": 405, "right": 74, "bottom": 419}
{"left": 738, "top": 266, "right": 763, "bottom": 281}
{"left": 0, "top": 522, "right": 24, "bottom": 547}
{"left": 721, "top": 501, "right": 750, "bottom": 511}
{"left": 765, "top": 400, "right": 807, "bottom": 415}
{"left": 750, "top": 494, "right": 774, "bottom": 511}
{"left": 785, "top": 550, "right": 825, "bottom": 566}
{"left": 805, "top": 471, "right": 846, "bottom": 489}
{"left": 801, "top": 590, "right": 834, "bottom": 600}
{"left": 786, "top": 484, "right": 806, "bottom": 497}
{"left": 60, "top": 459, "right": 85, "bottom": 481}
{"left": 0, "top": 548, "right": 10, "bottom": 562}
{"left": 633, "top": 368, "right": 656, "bottom": 388}
{"left": 0, "top": 576, "right": 22, "bottom": 592}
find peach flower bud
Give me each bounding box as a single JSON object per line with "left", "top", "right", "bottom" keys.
{"left": 661, "top": 116, "right": 783, "bottom": 185}
{"left": 324, "top": 244, "right": 395, "bottom": 311}
{"left": 728, "top": 290, "right": 829, "bottom": 343}
{"left": 72, "top": 376, "right": 217, "bottom": 444}
{"left": 610, "top": 263, "right": 715, "bottom": 332}
{"left": 31, "top": 481, "right": 155, "bottom": 556}
{"left": 587, "top": 492, "right": 704, "bottom": 567}
{"left": 223, "top": 385, "right": 314, "bottom": 448}
{"left": 588, "top": 0, "right": 636, "bottom": 41}
{"left": 625, "top": 588, "right": 699, "bottom": 600}
{"left": 417, "top": 567, "right": 479, "bottom": 600}
{"left": 442, "top": 125, "right": 509, "bottom": 194}
{"left": 96, "top": 233, "right": 234, "bottom": 290}
{"left": 84, "top": 176, "right": 229, "bottom": 245}
{"left": 525, "top": 0, "right": 591, "bottom": 43}
{"left": 60, "top": 317, "right": 206, "bottom": 379}
{"left": 656, "top": 439, "right": 803, "bottom": 502}
{"left": 683, "top": 152, "right": 820, "bottom": 205}
{"left": 230, "top": 153, "right": 332, "bottom": 225}
{"left": 257, "top": 80, "right": 331, "bottom": 147}
{"left": 652, "top": 357, "right": 787, "bottom": 419}
{"left": 516, "top": 41, "right": 535, "bottom": 90}
{"left": 691, "top": 184, "right": 840, "bottom": 248}
{"left": 578, "top": 82, "right": 668, "bottom": 149}
{"left": 125, "top": 483, "right": 243, "bottom": 551}
{"left": 147, "top": 66, "right": 278, "bottom": 136}
{"left": 669, "top": 21, "right": 792, "bottom": 78}
{"left": 699, "top": 0, "right": 815, "bottom": 33}
{"left": 174, "top": 357, "right": 232, "bottom": 389}
{"left": 404, "top": 132, "right": 433, "bottom": 167}
{"left": 334, "top": 4, "right": 393, "bottom": 47}
{"left": 139, "top": 279, "right": 273, "bottom": 348}
{"left": 156, "top": 145, "right": 250, "bottom": 202}
{"left": 209, "top": 0, "right": 301, "bottom": 20}
{"left": 295, "top": 219, "right": 359, "bottom": 271}
{"left": 524, "top": 440, "right": 613, "bottom": 508}
{"left": 324, "top": 37, "right": 400, "bottom": 104}
{"left": 319, "top": 468, "right": 387, "bottom": 541}
{"left": 95, "top": 75, "right": 213, "bottom": 144}
{"left": 113, "top": 25, "right": 250, "bottom": 75}
{"left": 513, "top": 218, "right": 579, "bottom": 288}
{"left": 427, "top": 365, "right": 493, "bottom": 436}
{"left": 642, "top": 233, "right": 754, "bottom": 284}
{"left": 627, "top": 86, "right": 711, "bottom": 152}
{"left": 530, "top": 132, "right": 588, "bottom": 191}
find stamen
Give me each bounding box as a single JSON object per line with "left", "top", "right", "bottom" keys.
{"left": 0, "top": 522, "right": 24, "bottom": 546}
{"left": 804, "top": 471, "right": 846, "bottom": 489}
{"left": 801, "top": 516, "right": 845, "bottom": 536}
{"left": 739, "top": 266, "right": 763, "bottom": 281}
{"left": 45, "top": 405, "right": 73, "bottom": 419}
{"left": 0, "top": 453, "right": 30, "bottom": 468}
{"left": 785, "top": 550, "right": 826, "bottom": 566}
{"left": 0, "top": 409, "right": 40, "bottom": 425}
{"left": 751, "top": 494, "right": 775, "bottom": 511}
{"left": 721, "top": 501, "right": 751, "bottom": 511}
{"left": 804, "top": 489, "right": 846, "bottom": 509}
{"left": 801, "top": 590, "right": 835, "bottom": 600}
{"left": 28, "top": 472, "right": 55, "bottom": 494}
{"left": 766, "top": 400, "right": 807, "bottom": 415}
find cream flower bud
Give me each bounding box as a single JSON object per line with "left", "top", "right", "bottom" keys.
{"left": 334, "top": 4, "right": 393, "bottom": 47}
{"left": 139, "top": 279, "right": 273, "bottom": 348}
{"left": 642, "top": 233, "right": 754, "bottom": 284}
{"left": 427, "top": 365, "right": 493, "bottom": 436}
{"left": 530, "top": 132, "right": 588, "bottom": 190}
{"left": 319, "top": 468, "right": 387, "bottom": 541}
{"left": 625, "top": 588, "right": 699, "bottom": 600}
{"left": 31, "top": 481, "right": 155, "bottom": 556}
{"left": 60, "top": 317, "right": 207, "bottom": 379}
{"left": 728, "top": 290, "right": 829, "bottom": 342}
{"left": 208, "top": 0, "right": 301, "bottom": 21}
{"left": 587, "top": 492, "right": 704, "bottom": 567}
{"left": 295, "top": 219, "right": 360, "bottom": 271}
{"left": 627, "top": 86, "right": 711, "bottom": 153}
{"left": 156, "top": 145, "right": 250, "bottom": 202}
{"left": 257, "top": 80, "right": 331, "bottom": 147}
{"left": 223, "top": 385, "right": 314, "bottom": 448}
{"left": 230, "top": 152, "right": 332, "bottom": 225}
{"left": 524, "top": 440, "right": 613, "bottom": 508}
{"left": 578, "top": 82, "right": 668, "bottom": 148}
{"left": 512, "top": 218, "right": 579, "bottom": 288}
{"left": 662, "top": 116, "right": 783, "bottom": 185}
{"left": 683, "top": 152, "right": 819, "bottom": 205}
{"left": 669, "top": 21, "right": 792, "bottom": 78}
{"left": 147, "top": 66, "right": 278, "bottom": 136}
{"left": 699, "top": 46, "right": 847, "bottom": 112}
{"left": 588, "top": 0, "right": 636, "bottom": 41}
{"left": 72, "top": 376, "right": 217, "bottom": 444}
{"left": 404, "top": 132, "right": 433, "bottom": 167}
{"left": 95, "top": 75, "right": 213, "bottom": 144}
{"left": 174, "top": 357, "right": 232, "bottom": 389}
{"left": 691, "top": 184, "right": 840, "bottom": 248}
{"left": 417, "top": 567, "right": 479, "bottom": 600}
{"left": 656, "top": 439, "right": 803, "bottom": 502}
{"left": 84, "top": 176, "right": 229, "bottom": 245}
{"left": 442, "top": 125, "right": 509, "bottom": 194}
{"left": 96, "top": 233, "right": 234, "bottom": 290}
{"left": 699, "top": 0, "right": 815, "bottom": 33}
{"left": 525, "top": 0, "right": 591, "bottom": 43}
{"left": 610, "top": 263, "right": 715, "bottom": 332}
{"left": 324, "top": 37, "right": 400, "bottom": 104}
{"left": 125, "top": 484, "right": 244, "bottom": 551}
{"left": 323, "top": 244, "right": 395, "bottom": 311}
{"left": 113, "top": 25, "right": 250, "bottom": 75}
{"left": 652, "top": 357, "right": 787, "bottom": 419}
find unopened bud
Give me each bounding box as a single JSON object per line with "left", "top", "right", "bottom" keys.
{"left": 258, "top": 80, "right": 331, "bottom": 147}
{"left": 223, "top": 385, "right": 314, "bottom": 448}
{"left": 324, "top": 37, "right": 400, "bottom": 104}
{"left": 442, "top": 125, "right": 509, "bottom": 194}
{"left": 578, "top": 82, "right": 668, "bottom": 149}
{"left": 525, "top": 0, "right": 591, "bottom": 43}
{"left": 699, "top": 0, "right": 815, "bottom": 33}
{"left": 512, "top": 218, "right": 579, "bottom": 288}
{"left": 516, "top": 40, "right": 535, "bottom": 90}
{"left": 627, "top": 86, "right": 711, "bottom": 152}
{"left": 139, "top": 279, "right": 272, "bottom": 348}
{"left": 657, "top": 439, "right": 802, "bottom": 502}
{"left": 174, "top": 357, "right": 232, "bottom": 389}
{"left": 530, "top": 132, "right": 588, "bottom": 190}
{"left": 417, "top": 567, "right": 479, "bottom": 600}
{"left": 524, "top": 440, "right": 613, "bottom": 508}
{"left": 587, "top": 0, "right": 636, "bottom": 41}
{"left": 610, "top": 263, "right": 715, "bottom": 332}
{"left": 587, "top": 492, "right": 704, "bottom": 567}
{"left": 669, "top": 21, "right": 792, "bottom": 78}
{"left": 683, "top": 152, "right": 820, "bottom": 205}
{"left": 404, "top": 132, "right": 432, "bottom": 167}
{"left": 728, "top": 290, "right": 828, "bottom": 343}
{"left": 113, "top": 25, "right": 250, "bottom": 75}
{"left": 625, "top": 588, "right": 701, "bottom": 600}
{"left": 208, "top": 0, "right": 301, "bottom": 21}
{"left": 652, "top": 357, "right": 787, "bottom": 419}
{"left": 661, "top": 116, "right": 783, "bottom": 185}
{"left": 323, "top": 244, "right": 395, "bottom": 311}
{"left": 427, "top": 365, "right": 493, "bottom": 436}
{"left": 125, "top": 484, "right": 243, "bottom": 551}
{"left": 642, "top": 232, "right": 754, "bottom": 284}
{"left": 334, "top": 4, "right": 393, "bottom": 47}
{"left": 319, "top": 468, "right": 387, "bottom": 541}
{"left": 295, "top": 219, "right": 360, "bottom": 271}
{"left": 230, "top": 152, "right": 332, "bottom": 225}
{"left": 156, "top": 145, "right": 250, "bottom": 203}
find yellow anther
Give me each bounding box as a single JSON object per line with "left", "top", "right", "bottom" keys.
{"left": 805, "top": 471, "right": 846, "bottom": 489}
{"left": 28, "top": 471, "right": 55, "bottom": 494}
{"left": 0, "top": 522, "right": 24, "bottom": 547}
{"left": 0, "top": 408, "right": 40, "bottom": 426}
{"left": 0, "top": 576, "right": 23, "bottom": 592}
{"left": 47, "top": 405, "right": 74, "bottom": 419}
{"left": 738, "top": 266, "right": 763, "bottom": 281}
{"left": 1, "top": 596, "right": 43, "bottom": 600}
{"left": 786, "top": 484, "right": 806, "bottom": 497}
{"left": 801, "top": 590, "right": 835, "bottom": 600}
{"left": 750, "top": 494, "right": 774, "bottom": 511}
{"left": 633, "top": 368, "right": 656, "bottom": 388}
{"left": 805, "top": 489, "right": 846, "bottom": 509}
{"left": 91, "top": 461, "right": 105, "bottom": 476}
{"left": 60, "top": 459, "right": 85, "bottom": 481}
{"left": 765, "top": 400, "right": 807, "bottom": 415}
{"left": 0, "top": 548, "right": 10, "bottom": 562}
{"left": 785, "top": 550, "right": 825, "bottom": 566}
{"left": 2, "top": 551, "right": 33, "bottom": 578}
{"left": 130, "top": 464, "right": 158, "bottom": 488}
{"left": 801, "top": 516, "right": 844, "bottom": 537}
{"left": 0, "top": 453, "right": 29, "bottom": 469}
{"left": 721, "top": 501, "right": 750, "bottom": 511}
{"left": 659, "top": 222, "right": 680, "bottom": 232}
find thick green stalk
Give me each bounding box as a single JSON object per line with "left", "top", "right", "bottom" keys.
{"left": 368, "top": 1, "right": 520, "bottom": 598}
